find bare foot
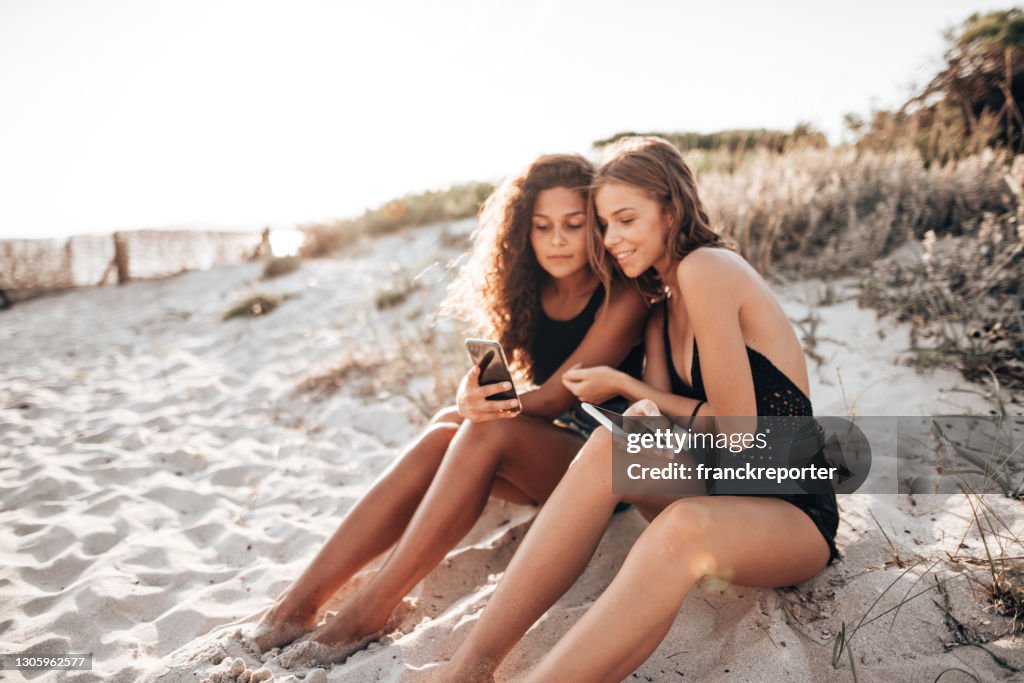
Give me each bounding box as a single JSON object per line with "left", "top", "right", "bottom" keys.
{"left": 249, "top": 601, "right": 319, "bottom": 652}
{"left": 277, "top": 598, "right": 417, "bottom": 669}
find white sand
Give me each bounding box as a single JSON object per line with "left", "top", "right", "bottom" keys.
{"left": 0, "top": 220, "right": 1021, "bottom": 682}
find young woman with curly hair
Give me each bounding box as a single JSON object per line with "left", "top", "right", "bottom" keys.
{"left": 442, "top": 137, "right": 841, "bottom": 682}
{"left": 250, "top": 154, "right": 648, "bottom": 663}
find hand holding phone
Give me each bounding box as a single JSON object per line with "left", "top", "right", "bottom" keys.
{"left": 460, "top": 339, "right": 521, "bottom": 422}
{"left": 581, "top": 401, "right": 676, "bottom": 441}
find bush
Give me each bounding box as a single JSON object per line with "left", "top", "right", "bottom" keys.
{"left": 594, "top": 125, "right": 828, "bottom": 154}
{"left": 853, "top": 9, "right": 1024, "bottom": 164}
{"left": 698, "top": 147, "right": 1015, "bottom": 275}
{"left": 299, "top": 181, "right": 493, "bottom": 257}
{"left": 222, "top": 293, "right": 284, "bottom": 321}
{"left": 262, "top": 255, "right": 302, "bottom": 279}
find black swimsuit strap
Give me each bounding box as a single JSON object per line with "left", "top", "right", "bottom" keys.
{"left": 662, "top": 307, "right": 699, "bottom": 398}
{"left": 663, "top": 304, "right": 813, "bottom": 416}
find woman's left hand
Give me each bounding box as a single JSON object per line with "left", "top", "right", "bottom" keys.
{"left": 561, "top": 364, "right": 622, "bottom": 404}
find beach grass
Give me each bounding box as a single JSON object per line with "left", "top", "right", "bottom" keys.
{"left": 693, "top": 146, "right": 1023, "bottom": 392}
{"left": 262, "top": 255, "right": 302, "bottom": 279}
{"left": 222, "top": 293, "right": 286, "bottom": 321}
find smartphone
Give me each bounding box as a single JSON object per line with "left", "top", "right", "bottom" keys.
{"left": 465, "top": 339, "right": 520, "bottom": 403}
{"left": 580, "top": 402, "right": 621, "bottom": 432}
{"left": 581, "top": 402, "right": 664, "bottom": 436}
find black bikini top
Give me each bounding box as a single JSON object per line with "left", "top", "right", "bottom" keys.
{"left": 662, "top": 307, "right": 813, "bottom": 417}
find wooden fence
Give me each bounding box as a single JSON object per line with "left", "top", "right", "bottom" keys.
{"left": 0, "top": 229, "right": 269, "bottom": 304}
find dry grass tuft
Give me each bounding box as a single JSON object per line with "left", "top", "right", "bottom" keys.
{"left": 988, "top": 564, "right": 1024, "bottom": 630}
{"left": 221, "top": 293, "right": 285, "bottom": 321}
{"left": 262, "top": 255, "right": 302, "bottom": 279}
{"left": 295, "top": 351, "right": 390, "bottom": 400}
{"left": 294, "top": 324, "right": 465, "bottom": 418}
{"left": 375, "top": 280, "right": 421, "bottom": 310}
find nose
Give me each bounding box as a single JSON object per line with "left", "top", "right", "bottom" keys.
{"left": 551, "top": 227, "right": 568, "bottom": 245}
{"left": 604, "top": 224, "right": 621, "bottom": 249}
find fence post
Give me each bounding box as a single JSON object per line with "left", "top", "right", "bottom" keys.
{"left": 113, "top": 232, "right": 130, "bottom": 284}
{"left": 64, "top": 238, "right": 74, "bottom": 289}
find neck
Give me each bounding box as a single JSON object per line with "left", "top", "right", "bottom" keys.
{"left": 653, "top": 253, "right": 680, "bottom": 298}
{"left": 550, "top": 268, "right": 598, "bottom": 298}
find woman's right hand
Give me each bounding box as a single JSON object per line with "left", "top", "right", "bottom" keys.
{"left": 624, "top": 399, "right": 661, "bottom": 417}
{"left": 456, "top": 366, "right": 521, "bottom": 422}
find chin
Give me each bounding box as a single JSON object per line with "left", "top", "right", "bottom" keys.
{"left": 619, "top": 261, "right": 648, "bottom": 279}
{"left": 544, "top": 262, "right": 584, "bottom": 280}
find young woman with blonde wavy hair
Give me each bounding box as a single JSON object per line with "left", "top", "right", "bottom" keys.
{"left": 442, "top": 137, "right": 841, "bottom": 682}
{"left": 250, "top": 153, "right": 648, "bottom": 664}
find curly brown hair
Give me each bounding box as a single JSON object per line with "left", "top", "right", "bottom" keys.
{"left": 586, "top": 136, "right": 736, "bottom": 301}
{"left": 442, "top": 154, "right": 594, "bottom": 382}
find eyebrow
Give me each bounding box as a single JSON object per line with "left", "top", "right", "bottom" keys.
{"left": 595, "top": 207, "right": 636, "bottom": 221}
{"left": 533, "top": 210, "right": 586, "bottom": 218}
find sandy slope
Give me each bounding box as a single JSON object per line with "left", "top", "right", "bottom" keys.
{"left": 0, "top": 220, "right": 1021, "bottom": 682}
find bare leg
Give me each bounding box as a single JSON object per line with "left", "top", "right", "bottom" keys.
{"left": 523, "top": 496, "right": 831, "bottom": 683}
{"left": 442, "top": 428, "right": 626, "bottom": 680}
{"left": 298, "top": 415, "right": 585, "bottom": 661}
{"left": 253, "top": 408, "right": 462, "bottom": 650}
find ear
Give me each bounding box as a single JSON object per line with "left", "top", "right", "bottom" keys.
{"left": 660, "top": 202, "right": 677, "bottom": 235}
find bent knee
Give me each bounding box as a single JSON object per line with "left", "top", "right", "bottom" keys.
{"left": 639, "top": 500, "right": 715, "bottom": 569}
{"left": 418, "top": 422, "right": 459, "bottom": 458}
{"left": 569, "top": 428, "right": 613, "bottom": 468}
{"left": 460, "top": 417, "right": 518, "bottom": 447}
{"left": 659, "top": 499, "right": 714, "bottom": 539}
{"left": 429, "top": 405, "right": 463, "bottom": 425}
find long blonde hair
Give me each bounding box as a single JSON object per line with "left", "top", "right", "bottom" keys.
{"left": 587, "top": 136, "right": 735, "bottom": 301}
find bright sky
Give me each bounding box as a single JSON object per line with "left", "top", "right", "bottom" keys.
{"left": 0, "top": 0, "right": 1009, "bottom": 239}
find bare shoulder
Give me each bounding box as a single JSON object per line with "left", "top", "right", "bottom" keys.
{"left": 676, "top": 247, "right": 750, "bottom": 301}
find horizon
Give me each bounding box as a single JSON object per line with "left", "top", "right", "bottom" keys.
{"left": 0, "top": 0, "right": 1010, "bottom": 241}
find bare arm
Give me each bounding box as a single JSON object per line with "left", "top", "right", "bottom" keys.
{"left": 609, "top": 304, "right": 705, "bottom": 416}
{"left": 519, "top": 282, "right": 648, "bottom": 419}
{"left": 561, "top": 301, "right": 705, "bottom": 417}
{"left": 676, "top": 249, "right": 757, "bottom": 417}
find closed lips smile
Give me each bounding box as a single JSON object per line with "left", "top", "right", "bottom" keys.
{"left": 548, "top": 254, "right": 574, "bottom": 259}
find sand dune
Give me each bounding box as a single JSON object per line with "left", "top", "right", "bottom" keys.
{"left": 0, "top": 220, "right": 1020, "bottom": 682}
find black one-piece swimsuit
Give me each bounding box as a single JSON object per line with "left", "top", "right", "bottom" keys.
{"left": 662, "top": 311, "right": 842, "bottom": 565}
{"left": 529, "top": 285, "right": 644, "bottom": 438}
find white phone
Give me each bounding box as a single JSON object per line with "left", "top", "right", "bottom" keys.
{"left": 581, "top": 402, "right": 620, "bottom": 432}
{"left": 581, "top": 402, "right": 666, "bottom": 437}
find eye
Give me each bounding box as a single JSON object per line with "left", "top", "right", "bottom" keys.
{"left": 621, "top": 218, "right": 635, "bottom": 226}
{"left": 567, "top": 222, "right": 585, "bottom": 230}
{"left": 533, "top": 223, "right": 551, "bottom": 232}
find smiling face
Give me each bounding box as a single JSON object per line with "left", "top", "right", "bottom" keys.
{"left": 529, "top": 186, "right": 589, "bottom": 279}
{"left": 594, "top": 181, "right": 673, "bottom": 278}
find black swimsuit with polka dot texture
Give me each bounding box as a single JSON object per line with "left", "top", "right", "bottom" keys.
{"left": 663, "top": 309, "right": 842, "bottom": 565}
